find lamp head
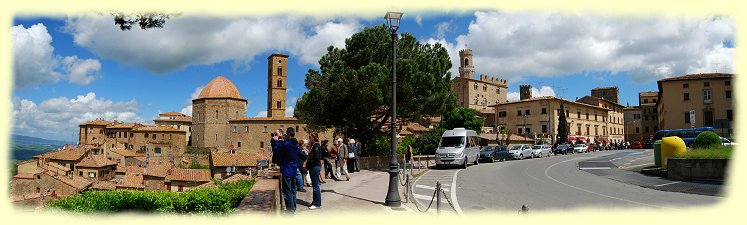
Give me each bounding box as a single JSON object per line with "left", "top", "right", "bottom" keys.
{"left": 385, "top": 11, "right": 403, "bottom": 33}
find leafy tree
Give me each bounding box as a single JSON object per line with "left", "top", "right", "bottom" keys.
{"left": 411, "top": 127, "right": 446, "bottom": 155}
{"left": 440, "top": 107, "right": 484, "bottom": 134}
{"left": 557, "top": 102, "right": 568, "bottom": 144}
{"left": 693, "top": 131, "right": 721, "bottom": 148}
{"left": 112, "top": 12, "right": 180, "bottom": 30}
{"left": 295, "top": 25, "right": 456, "bottom": 155}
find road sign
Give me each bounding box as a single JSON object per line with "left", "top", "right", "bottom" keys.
{"left": 689, "top": 110, "right": 696, "bottom": 128}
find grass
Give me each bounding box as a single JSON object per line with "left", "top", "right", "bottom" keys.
{"left": 674, "top": 145, "right": 733, "bottom": 159}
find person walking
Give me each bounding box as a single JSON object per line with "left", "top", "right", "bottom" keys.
{"left": 350, "top": 139, "right": 360, "bottom": 172}
{"left": 320, "top": 140, "right": 336, "bottom": 181}
{"left": 330, "top": 141, "right": 340, "bottom": 179}
{"left": 306, "top": 133, "right": 322, "bottom": 209}
{"left": 295, "top": 140, "right": 308, "bottom": 192}
{"left": 336, "top": 138, "right": 350, "bottom": 181}
{"left": 346, "top": 138, "right": 356, "bottom": 173}
{"left": 273, "top": 127, "right": 302, "bottom": 214}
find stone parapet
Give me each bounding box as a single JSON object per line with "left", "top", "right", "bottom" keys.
{"left": 667, "top": 158, "right": 729, "bottom": 180}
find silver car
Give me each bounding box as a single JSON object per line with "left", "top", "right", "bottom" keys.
{"left": 573, "top": 144, "right": 587, "bottom": 153}
{"left": 508, "top": 144, "right": 533, "bottom": 160}
{"left": 531, "top": 144, "right": 551, "bottom": 158}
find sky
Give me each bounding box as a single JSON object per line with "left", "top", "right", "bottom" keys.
{"left": 10, "top": 11, "right": 735, "bottom": 142}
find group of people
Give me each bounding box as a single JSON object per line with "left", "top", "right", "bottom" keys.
{"left": 560, "top": 140, "right": 632, "bottom": 151}
{"left": 271, "top": 127, "right": 362, "bottom": 214}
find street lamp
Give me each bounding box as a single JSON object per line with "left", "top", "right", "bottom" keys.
{"left": 384, "top": 11, "right": 403, "bottom": 207}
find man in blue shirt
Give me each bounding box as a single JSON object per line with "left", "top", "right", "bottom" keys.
{"left": 273, "top": 127, "right": 301, "bottom": 214}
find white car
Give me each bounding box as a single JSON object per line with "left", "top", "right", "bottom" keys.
{"left": 573, "top": 144, "right": 587, "bottom": 153}
{"left": 530, "top": 144, "right": 551, "bottom": 158}
{"left": 721, "top": 137, "right": 736, "bottom": 146}
{"left": 508, "top": 144, "right": 533, "bottom": 160}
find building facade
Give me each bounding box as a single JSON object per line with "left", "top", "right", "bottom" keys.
{"left": 576, "top": 95, "right": 626, "bottom": 144}
{"left": 657, "top": 73, "right": 734, "bottom": 137}
{"left": 639, "top": 91, "right": 659, "bottom": 141}
{"left": 623, "top": 106, "right": 643, "bottom": 142}
{"left": 591, "top": 86, "right": 619, "bottom": 104}
{"left": 153, "top": 112, "right": 192, "bottom": 144}
{"left": 492, "top": 96, "right": 611, "bottom": 145}
{"left": 451, "top": 49, "right": 509, "bottom": 130}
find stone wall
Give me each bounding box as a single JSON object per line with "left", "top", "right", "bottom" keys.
{"left": 236, "top": 177, "right": 280, "bottom": 214}
{"left": 667, "top": 158, "right": 729, "bottom": 180}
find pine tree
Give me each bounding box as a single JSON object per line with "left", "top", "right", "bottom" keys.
{"left": 557, "top": 102, "right": 568, "bottom": 144}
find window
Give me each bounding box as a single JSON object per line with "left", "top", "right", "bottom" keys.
{"left": 278, "top": 67, "right": 283, "bottom": 76}
{"left": 586, "top": 113, "right": 589, "bottom": 119}
{"left": 130, "top": 133, "right": 133, "bottom": 138}
{"left": 703, "top": 89, "right": 712, "bottom": 103}
{"left": 526, "top": 127, "right": 531, "bottom": 133}
{"left": 541, "top": 108, "right": 547, "bottom": 114}
{"left": 525, "top": 109, "right": 531, "bottom": 115}
{"left": 595, "top": 114, "right": 597, "bottom": 120}
{"left": 215, "top": 110, "right": 219, "bottom": 119}
{"left": 727, "top": 110, "right": 733, "bottom": 121}
{"left": 89, "top": 172, "right": 96, "bottom": 178}
{"left": 79, "top": 171, "right": 83, "bottom": 176}
{"left": 704, "top": 82, "right": 710, "bottom": 87}
{"left": 178, "top": 185, "right": 184, "bottom": 192}
{"left": 215, "top": 134, "right": 218, "bottom": 141}
{"left": 517, "top": 110, "right": 522, "bottom": 116}
{"left": 683, "top": 93, "right": 690, "bottom": 100}
{"left": 238, "top": 142, "right": 241, "bottom": 147}
{"left": 644, "top": 99, "right": 649, "bottom": 103}
{"left": 684, "top": 112, "right": 691, "bottom": 123}
{"left": 498, "top": 111, "right": 507, "bottom": 117}
{"left": 645, "top": 126, "right": 650, "bottom": 133}
{"left": 153, "top": 134, "right": 156, "bottom": 140}
{"left": 36, "top": 187, "right": 41, "bottom": 193}
{"left": 636, "top": 127, "right": 640, "bottom": 133}
{"left": 280, "top": 125, "right": 284, "bottom": 130}
{"left": 474, "top": 84, "right": 477, "bottom": 90}
{"left": 145, "top": 133, "right": 149, "bottom": 138}
{"left": 260, "top": 141, "right": 265, "bottom": 148}
{"left": 244, "top": 126, "right": 249, "bottom": 132}
{"left": 296, "top": 126, "right": 300, "bottom": 132}
{"left": 277, "top": 79, "right": 282, "bottom": 88}
{"left": 566, "top": 110, "right": 569, "bottom": 117}
{"left": 726, "top": 90, "right": 732, "bottom": 99}
{"left": 517, "top": 128, "right": 522, "bottom": 134}
{"left": 577, "top": 111, "right": 580, "bottom": 118}
{"left": 683, "top": 83, "right": 689, "bottom": 88}
{"left": 263, "top": 126, "right": 268, "bottom": 132}
{"left": 155, "top": 147, "right": 161, "bottom": 154}
{"left": 726, "top": 80, "right": 731, "bottom": 86}
{"left": 277, "top": 101, "right": 282, "bottom": 109}
{"left": 232, "top": 126, "right": 237, "bottom": 132}
{"left": 542, "top": 125, "right": 548, "bottom": 133}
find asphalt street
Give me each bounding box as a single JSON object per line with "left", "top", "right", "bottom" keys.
{"left": 413, "top": 149, "right": 723, "bottom": 214}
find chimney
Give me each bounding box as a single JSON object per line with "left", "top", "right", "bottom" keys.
{"left": 520, "top": 85, "right": 532, "bottom": 100}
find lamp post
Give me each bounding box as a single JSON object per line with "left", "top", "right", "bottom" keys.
{"left": 384, "top": 11, "right": 403, "bottom": 207}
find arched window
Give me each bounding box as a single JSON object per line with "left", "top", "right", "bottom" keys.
{"left": 465, "top": 58, "right": 469, "bottom": 66}
{"left": 215, "top": 110, "right": 218, "bottom": 120}
{"left": 277, "top": 101, "right": 281, "bottom": 109}
{"left": 277, "top": 79, "right": 282, "bottom": 88}
{"left": 278, "top": 67, "right": 283, "bottom": 76}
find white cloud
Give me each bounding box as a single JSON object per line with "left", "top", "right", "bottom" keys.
{"left": 12, "top": 92, "right": 146, "bottom": 141}
{"left": 285, "top": 106, "right": 295, "bottom": 117}
{"left": 256, "top": 111, "right": 267, "bottom": 117}
{"left": 506, "top": 86, "right": 556, "bottom": 102}
{"left": 65, "top": 15, "right": 360, "bottom": 73}
{"left": 438, "top": 12, "right": 734, "bottom": 83}
{"left": 434, "top": 20, "right": 452, "bottom": 39}
{"left": 61, "top": 56, "right": 101, "bottom": 85}
{"left": 179, "top": 86, "right": 204, "bottom": 116}
{"left": 12, "top": 23, "right": 102, "bottom": 89}
{"left": 414, "top": 15, "right": 423, "bottom": 26}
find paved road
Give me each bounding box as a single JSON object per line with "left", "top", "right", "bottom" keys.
{"left": 443, "top": 150, "right": 722, "bottom": 213}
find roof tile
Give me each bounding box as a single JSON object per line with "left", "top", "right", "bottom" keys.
{"left": 165, "top": 169, "right": 212, "bottom": 182}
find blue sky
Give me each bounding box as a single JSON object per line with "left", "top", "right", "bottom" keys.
{"left": 11, "top": 11, "right": 734, "bottom": 142}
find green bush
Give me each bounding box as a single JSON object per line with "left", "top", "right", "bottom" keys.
{"left": 46, "top": 180, "right": 255, "bottom": 214}
{"left": 693, "top": 131, "right": 721, "bottom": 148}
{"left": 674, "top": 145, "right": 733, "bottom": 159}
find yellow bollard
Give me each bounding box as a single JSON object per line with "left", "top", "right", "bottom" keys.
{"left": 660, "top": 136, "right": 687, "bottom": 169}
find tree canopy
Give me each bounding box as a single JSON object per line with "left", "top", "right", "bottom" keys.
{"left": 439, "top": 107, "right": 484, "bottom": 134}
{"left": 295, "top": 25, "right": 456, "bottom": 151}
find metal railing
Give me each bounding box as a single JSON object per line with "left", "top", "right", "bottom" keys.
{"left": 398, "top": 164, "right": 456, "bottom": 214}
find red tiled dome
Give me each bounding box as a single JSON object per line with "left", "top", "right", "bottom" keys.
{"left": 195, "top": 76, "right": 244, "bottom": 100}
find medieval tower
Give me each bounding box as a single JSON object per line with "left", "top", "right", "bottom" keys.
{"left": 459, "top": 49, "right": 475, "bottom": 79}
{"left": 520, "top": 85, "right": 532, "bottom": 100}
{"left": 267, "top": 54, "right": 288, "bottom": 118}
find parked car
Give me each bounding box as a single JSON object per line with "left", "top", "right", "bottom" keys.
{"left": 573, "top": 144, "right": 587, "bottom": 153}
{"left": 587, "top": 144, "right": 594, "bottom": 152}
{"left": 435, "top": 128, "right": 481, "bottom": 169}
{"left": 721, "top": 137, "right": 736, "bottom": 146}
{"left": 643, "top": 140, "right": 654, "bottom": 149}
{"left": 508, "top": 144, "right": 533, "bottom": 160}
{"left": 479, "top": 145, "right": 510, "bottom": 163}
{"left": 631, "top": 141, "right": 643, "bottom": 149}
{"left": 554, "top": 143, "right": 573, "bottom": 155}
{"left": 530, "top": 144, "right": 551, "bottom": 158}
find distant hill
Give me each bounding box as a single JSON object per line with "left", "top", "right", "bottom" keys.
{"left": 11, "top": 134, "right": 72, "bottom": 161}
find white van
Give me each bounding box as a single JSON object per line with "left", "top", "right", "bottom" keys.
{"left": 435, "top": 128, "right": 480, "bottom": 169}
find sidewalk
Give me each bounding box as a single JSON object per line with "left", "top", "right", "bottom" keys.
{"left": 290, "top": 169, "right": 417, "bottom": 215}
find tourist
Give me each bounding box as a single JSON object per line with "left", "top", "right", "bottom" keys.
{"left": 274, "top": 127, "right": 302, "bottom": 214}
{"left": 301, "top": 139, "right": 312, "bottom": 187}
{"left": 337, "top": 138, "right": 350, "bottom": 181}
{"left": 306, "top": 133, "right": 322, "bottom": 209}
{"left": 296, "top": 140, "right": 308, "bottom": 192}
{"left": 330, "top": 140, "right": 340, "bottom": 179}
{"left": 346, "top": 138, "right": 356, "bottom": 173}
{"left": 350, "top": 139, "right": 360, "bottom": 172}
{"left": 321, "top": 140, "right": 337, "bottom": 181}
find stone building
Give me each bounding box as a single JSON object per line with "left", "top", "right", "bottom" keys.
{"left": 639, "top": 91, "right": 659, "bottom": 141}
{"left": 209, "top": 149, "right": 260, "bottom": 179}
{"left": 79, "top": 119, "right": 110, "bottom": 145}
{"left": 657, "top": 73, "right": 734, "bottom": 137}
{"left": 576, "top": 95, "right": 626, "bottom": 144}
{"left": 591, "top": 86, "right": 619, "bottom": 104}
{"left": 130, "top": 125, "right": 187, "bottom": 163}
{"left": 492, "top": 96, "right": 611, "bottom": 145}
{"left": 623, "top": 106, "right": 642, "bottom": 142}
{"left": 104, "top": 123, "right": 137, "bottom": 150}
{"left": 165, "top": 168, "right": 212, "bottom": 192}
{"left": 451, "top": 49, "right": 509, "bottom": 131}
{"left": 191, "top": 76, "right": 248, "bottom": 148}
{"left": 153, "top": 112, "right": 193, "bottom": 144}
{"left": 74, "top": 154, "right": 117, "bottom": 181}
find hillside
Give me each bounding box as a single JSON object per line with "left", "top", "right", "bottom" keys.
{"left": 11, "top": 134, "right": 71, "bottom": 161}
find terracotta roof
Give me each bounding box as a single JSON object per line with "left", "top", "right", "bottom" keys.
{"left": 160, "top": 112, "right": 185, "bottom": 116}
{"left": 166, "top": 169, "right": 212, "bottom": 182}
{"left": 154, "top": 117, "right": 192, "bottom": 123}
{"left": 33, "top": 146, "right": 87, "bottom": 161}
{"left": 76, "top": 154, "right": 117, "bottom": 168}
{"left": 133, "top": 156, "right": 147, "bottom": 162}
{"left": 80, "top": 119, "right": 112, "bottom": 126}
{"left": 211, "top": 150, "right": 259, "bottom": 167}
{"left": 229, "top": 117, "right": 299, "bottom": 122}
{"left": 143, "top": 164, "right": 172, "bottom": 178}
{"left": 658, "top": 73, "right": 733, "bottom": 82}
{"left": 117, "top": 172, "right": 144, "bottom": 189}
{"left": 13, "top": 173, "right": 34, "bottom": 179}
{"left": 92, "top": 181, "right": 116, "bottom": 190}
{"left": 116, "top": 165, "right": 126, "bottom": 173}
{"left": 44, "top": 162, "right": 71, "bottom": 172}
{"left": 399, "top": 130, "right": 414, "bottom": 135}
{"left": 406, "top": 123, "right": 429, "bottom": 132}
{"left": 479, "top": 133, "right": 497, "bottom": 140}
{"left": 195, "top": 76, "right": 245, "bottom": 100}
{"left": 196, "top": 181, "right": 217, "bottom": 189}
{"left": 577, "top": 95, "right": 623, "bottom": 107}
{"left": 491, "top": 96, "right": 609, "bottom": 111}
{"left": 106, "top": 123, "right": 139, "bottom": 129}
{"left": 109, "top": 148, "right": 138, "bottom": 157}
{"left": 118, "top": 165, "right": 143, "bottom": 174}
{"left": 132, "top": 125, "right": 186, "bottom": 132}
{"left": 222, "top": 174, "right": 253, "bottom": 183}
{"left": 44, "top": 171, "right": 92, "bottom": 190}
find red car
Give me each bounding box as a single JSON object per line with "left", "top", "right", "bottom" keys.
{"left": 631, "top": 141, "right": 643, "bottom": 149}
{"left": 587, "top": 144, "right": 594, "bottom": 152}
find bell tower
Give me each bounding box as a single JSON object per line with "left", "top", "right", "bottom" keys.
{"left": 459, "top": 49, "right": 474, "bottom": 79}
{"left": 267, "top": 54, "right": 288, "bottom": 118}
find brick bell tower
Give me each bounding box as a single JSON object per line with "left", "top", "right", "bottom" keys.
{"left": 459, "top": 49, "right": 475, "bottom": 79}
{"left": 267, "top": 54, "right": 288, "bottom": 118}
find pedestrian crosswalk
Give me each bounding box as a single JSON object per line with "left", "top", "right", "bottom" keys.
{"left": 409, "top": 169, "right": 459, "bottom": 214}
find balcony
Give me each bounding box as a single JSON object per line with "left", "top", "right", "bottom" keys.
{"left": 704, "top": 98, "right": 712, "bottom": 104}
